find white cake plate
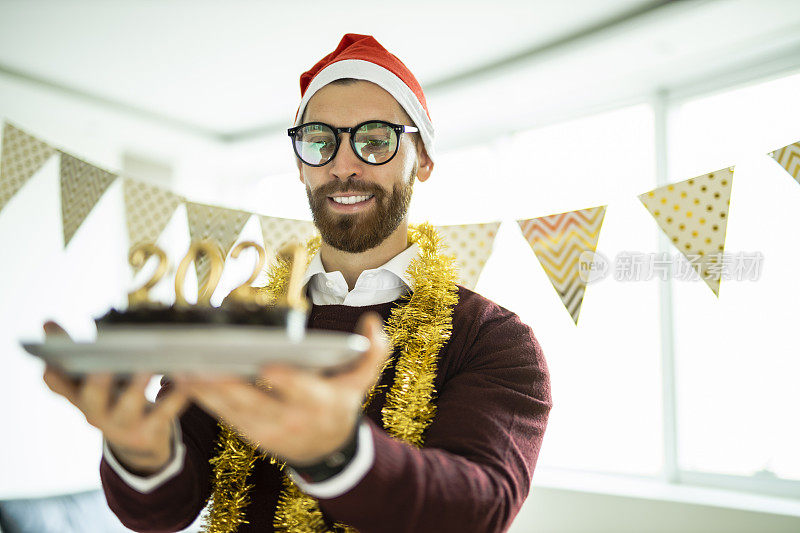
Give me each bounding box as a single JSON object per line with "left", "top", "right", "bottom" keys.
{"left": 22, "top": 325, "right": 370, "bottom": 376}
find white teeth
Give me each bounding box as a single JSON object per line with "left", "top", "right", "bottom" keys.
{"left": 332, "top": 195, "right": 373, "bottom": 205}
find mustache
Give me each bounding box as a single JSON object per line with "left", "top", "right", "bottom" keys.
{"left": 315, "top": 179, "right": 383, "bottom": 197}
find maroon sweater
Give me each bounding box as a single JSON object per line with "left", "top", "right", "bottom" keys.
{"left": 100, "top": 285, "right": 553, "bottom": 532}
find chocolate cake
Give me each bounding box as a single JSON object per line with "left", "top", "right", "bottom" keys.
{"left": 93, "top": 299, "right": 298, "bottom": 333}
{"left": 95, "top": 241, "right": 311, "bottom": 336}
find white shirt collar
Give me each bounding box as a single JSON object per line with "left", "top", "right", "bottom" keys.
{"left": 300, "top": 242, "right": 420, "bottom": 305}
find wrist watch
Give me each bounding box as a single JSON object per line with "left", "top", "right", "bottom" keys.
{"left": 289, "top": 418, "right": 361, "bottom": 483}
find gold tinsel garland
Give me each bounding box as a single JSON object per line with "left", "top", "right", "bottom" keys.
{"left": 201, "top": 222, "right": 459, "bottom": 532}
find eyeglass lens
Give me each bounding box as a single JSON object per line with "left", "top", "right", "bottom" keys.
{"left": 294, "top": 122, "right": 398, "bottom": 165}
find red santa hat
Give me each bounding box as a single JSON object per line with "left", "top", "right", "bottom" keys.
{"left": 294, "top": 33, "right": 435, "bottom": 162}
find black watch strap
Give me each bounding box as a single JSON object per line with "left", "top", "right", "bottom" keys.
{"left": 288, "top": 419, "right": 361, "bottom": 483}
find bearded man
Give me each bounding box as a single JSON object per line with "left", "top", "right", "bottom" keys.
{"left": 43, "top": 33, "right": 552, "bottom": 532}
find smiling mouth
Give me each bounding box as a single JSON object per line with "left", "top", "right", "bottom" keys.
{"left": 328, "top": 194, "right": 375, "bottom": 205}
{"left": 328, "top": 194, "right": 375, "bottom": 207}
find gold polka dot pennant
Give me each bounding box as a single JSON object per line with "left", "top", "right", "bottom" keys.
{"left": 258, "top": 214, "right": 319, "bottom": 262}
{"left": 185, "top": 202, "right": 252, "bottom": 291}
{"left": 0, "top": 122, "right": 56, "bottom": 216}
{"left": 60, "top": 152, "right": 118, "bottom": 247}
{"left": 769, "top": 140, "right": 800, "bottom": 185}
{"left": 434, "top": 221, "right": 500, "bottom": 290}
{"left": 517, "top": 206, "right": 606, "bottom": 325}
{"left": 638, "top": 167, "right": 734, "bottom": 297}
{"left": 123, "top": 178, "right": 184, "bottom": 270}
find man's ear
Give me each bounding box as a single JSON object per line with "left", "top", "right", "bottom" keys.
{"left": 416, "top": 143, "right": 434, "bottom": 183}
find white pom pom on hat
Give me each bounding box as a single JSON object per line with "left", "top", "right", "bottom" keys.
{"left": 294, "top": 33, "right": 435, "bottom": 162}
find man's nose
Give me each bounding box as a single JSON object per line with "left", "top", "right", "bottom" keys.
{"left": 329, "top": 132, "right": 362, "bottom": 179}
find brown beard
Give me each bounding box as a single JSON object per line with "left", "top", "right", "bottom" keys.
{"left": 306, "top": 170, "right": 415, "bottom": 254}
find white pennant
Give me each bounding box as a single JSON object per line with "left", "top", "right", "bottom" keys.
{"left": 123, "top": 178, "right": 184, "bottom": 269}
{"left": 434, "top": 221, "right": 501, "bottom": 290}
{"left": 0, "top": 122, "right": 56, "bottom": 215}
{"left": 258, "top": 214, "right": 319, "bottom": 259}
{"left": 185, "top": 202, "right": 252, "bottom": 290}
{"left": 122, "top": 178, "right": 184, "bottom": 271}
{"left": 60, "top": 152, "right": 118, "bottom": 246}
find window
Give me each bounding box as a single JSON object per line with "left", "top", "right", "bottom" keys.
{"left": 412, "top": 105, "right": 664, "bottom": 476}
{"left": 668, "top": 72, "right": 800, "bottom": 484}
{"left": 415, "top": 70, "right": 800, "bottom": 499}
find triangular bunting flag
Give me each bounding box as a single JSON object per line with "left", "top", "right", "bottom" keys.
{"left": 517, "top": 206, "right": 606, "bottom": 325}
{"left": 435, "top": 221, "right": 501, "bottom": 290}
{"left": 638, "top": 167, "right": 733, "bottom": 297}
{"left": 258, "top": 215, "right": 318, "bottom": 259}
{"left": 123, "top": 178, "right": 183, "bottom": 270}
{"left": 769, "top": 141, "right": 800, "bottom": 185}
{"left": 0, "top": 122, "right": 56, "bottom": 215}
{"left": 60, "top": 152, "right": 118, "bottom": 246}
{"left": 185, "top": 202, "right": 252, "bottom": 290}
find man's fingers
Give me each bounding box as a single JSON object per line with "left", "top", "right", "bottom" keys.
{"left": 356, "top": 312, "right": 387, "bottom": 346}
{"left": 332, "top": 312, "right": 391, "bottom": 389}
{"left": 147, "top": 388, "right": 190, "bottom": 428}
{"left": 180, "top": 379, "right": 280, "bottom": 424}
{"left": 43, "top": 365, "right": 80, "bottom": 405}
{"left": 361, "top": 312, "right": 391, "bottom": 363}
{"left": 112, "top": 373, "right": 151, "bottom": 423}
{"left": 79, "top": 373, "right": 113, "bottom": 426}
{"left": 260, "top": 365, "right": 329, "bottom": 405}
{"left": 43, "top": 321, "right": 70, "bottom": 340}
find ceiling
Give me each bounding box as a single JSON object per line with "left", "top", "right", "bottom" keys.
{"left": 1, "top": 0, "right": 800, "bottom": 183}
{"left": 0, "top": 0, "right": 681, "bottom": 135}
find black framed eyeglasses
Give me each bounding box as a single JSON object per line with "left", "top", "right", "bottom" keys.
{"left": 287, "top": 120, "right": 419, "bottom": 167}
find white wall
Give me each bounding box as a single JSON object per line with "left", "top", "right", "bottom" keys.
{"left": 0, "top": 70, "right": 309, "bottom": 498}
{"left": 0, "top": 69, "right": 210, "bottom": 497}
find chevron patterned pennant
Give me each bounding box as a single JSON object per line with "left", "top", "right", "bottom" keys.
{"left": 0, "top": 122, "right": 57, "bottom": 216}
{"left": 769, "top": 141, "right": 800, "bottom": 185}
{"left": 517, "top": 206, "right": 606, "bottom": 325}
{"left": 638, "top": 167, "right": 733, "bottom": 297}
